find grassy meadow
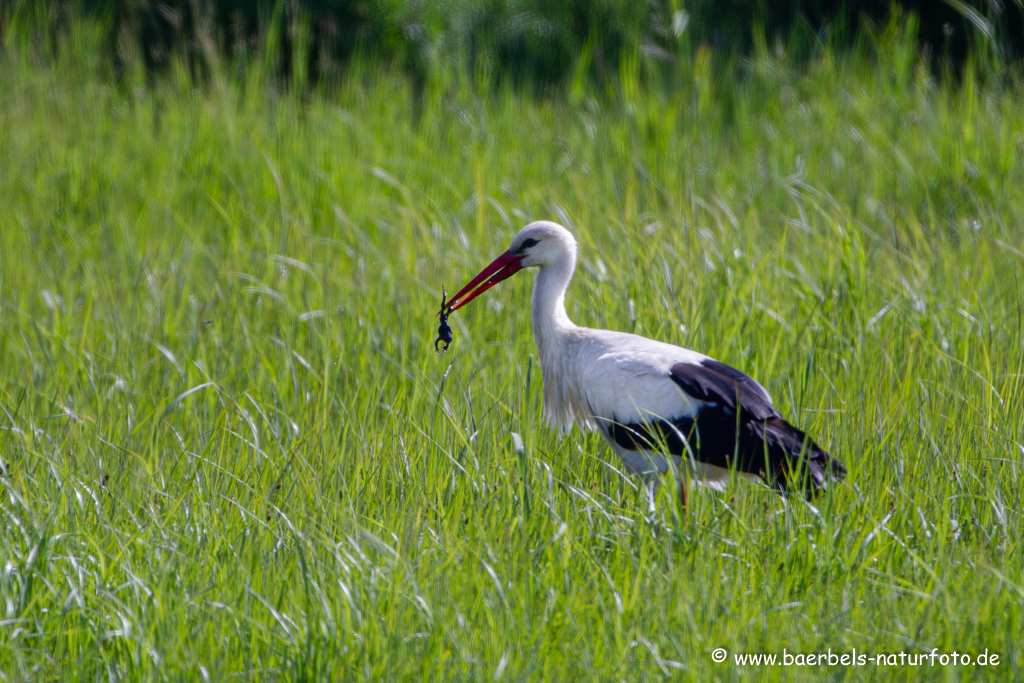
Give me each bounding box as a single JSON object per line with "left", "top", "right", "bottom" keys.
{"left": 2, "top": 24, "right": 1024, "bottom": 681}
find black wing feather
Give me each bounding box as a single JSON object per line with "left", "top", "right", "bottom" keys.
{"left": 669, "top": 359, "right": 778, "bottom": 420}
{"left": 604, "top": 359, "right": 846, "bottom": 496}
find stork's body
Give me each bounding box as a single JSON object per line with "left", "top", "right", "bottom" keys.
{"left": 447, "top": 221, "right": 846, "bottom": 496}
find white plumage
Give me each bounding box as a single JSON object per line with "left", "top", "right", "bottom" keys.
{"left": 446, "top": 221, "right": 845, "bottom": 497}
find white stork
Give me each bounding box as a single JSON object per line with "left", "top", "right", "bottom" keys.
{"left": 444, "top": 221, "right": 846, "bottom": 502}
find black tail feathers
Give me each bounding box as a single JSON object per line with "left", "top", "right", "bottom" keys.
{"left": 750, "top": 418, "right": 846, "bottom": 497}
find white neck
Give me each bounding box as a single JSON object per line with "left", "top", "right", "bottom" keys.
{"left": 531, "top": 254, "right": 581, "bottom": 431}
{"left": 531, "top": 255, "right": 577, "bottom": 352}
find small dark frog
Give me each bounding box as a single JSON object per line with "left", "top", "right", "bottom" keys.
{"left": 435, "top": 289, "right": 454, "bottom": 353}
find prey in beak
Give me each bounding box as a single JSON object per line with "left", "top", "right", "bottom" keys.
{"left": 435, "top": 289, "right": 453, "bottom": 353}
{"left": 433, "top": 249, "right": 525, "bottom": 353}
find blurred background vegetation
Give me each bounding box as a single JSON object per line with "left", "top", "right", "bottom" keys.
{"left": 2, "top": 0, "right": 1022, "bottom": 92}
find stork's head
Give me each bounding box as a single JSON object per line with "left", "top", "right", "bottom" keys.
{"left": 509, "top": 221, "right": 577, "bottom": 268}
{"left": 444, "top": 221, "right": 576, "bottom": 313}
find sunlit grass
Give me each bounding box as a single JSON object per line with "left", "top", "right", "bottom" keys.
{"left": 1, "top": 23, "right": 1023, "bottom": 681}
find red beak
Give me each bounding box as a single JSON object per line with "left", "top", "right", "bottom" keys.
{"left": 442, "top": 250, "right": 524, "bottom": 315}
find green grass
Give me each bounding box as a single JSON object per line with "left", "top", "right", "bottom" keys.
{"left": 2, "top": 25, "right": 1024, "bottom": 681}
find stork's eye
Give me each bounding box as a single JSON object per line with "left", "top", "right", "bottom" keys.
{"left": 520, "top": 238, "right": 540, "bottom": 250}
